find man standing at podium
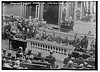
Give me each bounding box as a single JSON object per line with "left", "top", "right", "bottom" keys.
{"left": 61, "top": 16, "right": 74, "bottom": 32}
{"left": 67, "top": 16, "right": 74, "bottom": 31}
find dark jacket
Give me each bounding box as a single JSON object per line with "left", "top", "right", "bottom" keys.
{"left": 63, "top": 57, "right": 71, "bottom": 64}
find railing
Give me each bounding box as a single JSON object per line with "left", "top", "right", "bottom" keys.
{"left": 27, "top": 39, "right": 75, "bottom": 55}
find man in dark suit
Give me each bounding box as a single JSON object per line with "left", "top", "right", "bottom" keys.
{"left": 63, "top": 53, "right": 72, "bottom": 67}
{"left": 80, "top": 36, "right": 88, "bottom": 51}
{"left": 46, "top": 52, "right": 56, "bottom": 68}
{"left": 67, "top": 16, "right": 74, "bottom": 31}
{"left": 26, "top": 29, "right": 32, "bottom": 39}
{"left": 62, "top": 37, "right": 69, "bottom": 45}
{"left": 75, "top": 56, "right": 84, "bottom": 65}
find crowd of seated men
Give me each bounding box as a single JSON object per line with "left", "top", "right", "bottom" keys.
{"left": 2, "top": 46, "right": 95, "bottom": 69}
{"left": 62, "top": 52, "right": 95, "bottom": 69}
{"left": 2, "top": 47, "right": 58, "bottom": 69}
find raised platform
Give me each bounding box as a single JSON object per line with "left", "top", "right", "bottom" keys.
{"left": 46, "top": 21, "right": 96, "bottom": 36}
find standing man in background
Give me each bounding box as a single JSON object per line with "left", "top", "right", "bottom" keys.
{"left": 67, "top": 16, "right": 74, "bottom": 31}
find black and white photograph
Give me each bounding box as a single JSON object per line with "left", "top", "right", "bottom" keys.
{"left": 2, "top": 1, "right": 97, "bottom": 70}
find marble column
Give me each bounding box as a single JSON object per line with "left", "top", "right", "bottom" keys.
{"left": 74, "top": 2, "right": 77, "bottom": 20}
{"left": 80, "top": 1, "right": 83, "bottom": 19}
{"left": 90, "top": 1, "right": 93, "bottom": 14}
{"left": 40, "top": 3, "right": 44, "bottom": 20}
{"left": 24, "top": 4, "right": 26, "bottom": 18}
{"left": 20, "top": 3, "right": 22, "bottom": 17}
{"left": 58, "top": 3, "right": 62, "bottom": 31}
{"left": 66, "top": 1, "right": 69, "bottom": 19}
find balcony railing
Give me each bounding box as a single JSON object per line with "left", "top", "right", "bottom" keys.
{"left": 27, "top": 39, "right": 75, "bottom": 55}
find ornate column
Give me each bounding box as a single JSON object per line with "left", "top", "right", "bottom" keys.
{"left": 74, "top": 2, "right": 77, "bottom": 20}
{"left": 58, "top": 2, "right": 62, "bottom": 31}
{"left": 65, "top": 1, "right": 69, "bottom": 19}
{"left": 90, "top": 1, "right": 93, "bottom": 14}
{"left": 39, "top": 3, "right": 44, "bottom": 21}
{"left": 23, "top": 3, "right": 26, "bottom": 18}
{"left": 20, "top": 3, "right": 22, "bottom": 17}
{"left": 80, "top": 1, "right": 83, "bottom": 19}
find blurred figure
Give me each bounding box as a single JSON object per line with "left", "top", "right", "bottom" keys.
{"left": 40, "top": 57, "right": 48, "bottom": 63}
{"left": 33, "top": 18, "right": 39, "bottom": 26}
{"left": 54, "top": 34, "right": 62, "bottom": 44}
{"left": 87, "top": 52, "right": 95, "bottom": 62}
{"left": 2, "top": 57, "right": 7, "bottom": 66}
{"left": 21, "top": 27, "right": 26, "bottom": 40}
{"left": 46, "top": 51, "right": 56, "bottom": 68}
{"left": 26, "top": 49, "right": 32, "bottom": 56}
{"left": 25, "top": 56, "right": 32, "bottom": 63}
{"left": 10, "top": 22, "right": 18, "bottom": 35}
{"left": 28, "top": 16, "right": 32, "bottom": 22}
{"left": 3, "top": 60, "right": 12, "bottom": 68}
{"left": 35, "top": 33, "right": 42, "bottom": 40}
{"left": 13, "top": 59, "right": 21, "bottom": 69}
{"left": 47, "top": 34, "right": 54, "bottom": 42}
{"left": 29, "top": 55, "right": 34, "bottom": 61}
{"left": 83, "top": 61, "right": 88, "bottom": 68}
{"left": 66, "top": 57, "right": 75, "bottom": 69}
{"left": 7, "top": 52, "right": 12, "bottom": 60}
{"left": 41, "top": 30, "right": 48, "bottom": 40}
{"left": 26, "top": 29, "right": 31, "bottom": 39}
{"left": 61, "top": 17, "right": 69, "bottom": 26}
{"left": 62, "top": 16, "right": 74, "bottom": 32}
{"left": 2, "top": 49, "right": 6, "bottom": 57}
{"left": 88, "top": 31, "right": 91, "bottom": 35}
{"left": 62, "top": 37, "right": 69, "bottom": 45}
{"left": 16, "top": 47, "right": 23, "bottom": 58}
{"left": 68, "top": 16, "right": 74, "bottom": 30}
{"left": 89, "top": 39, "right": 95, "bottom": 55}
{"left": 37, "top": 52, "right": 42, "bottom": 58}
{"left": 11, "top": 56, "right": 16, "bottom": 61}
{"left": 63, "top": 53, "right": 72, "bottom": 67}
{"left": 80, "top": 36, "right": 88, "bottom": 51}
{"left": 75, "top": 57, "right": 84, "bottom": 65}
